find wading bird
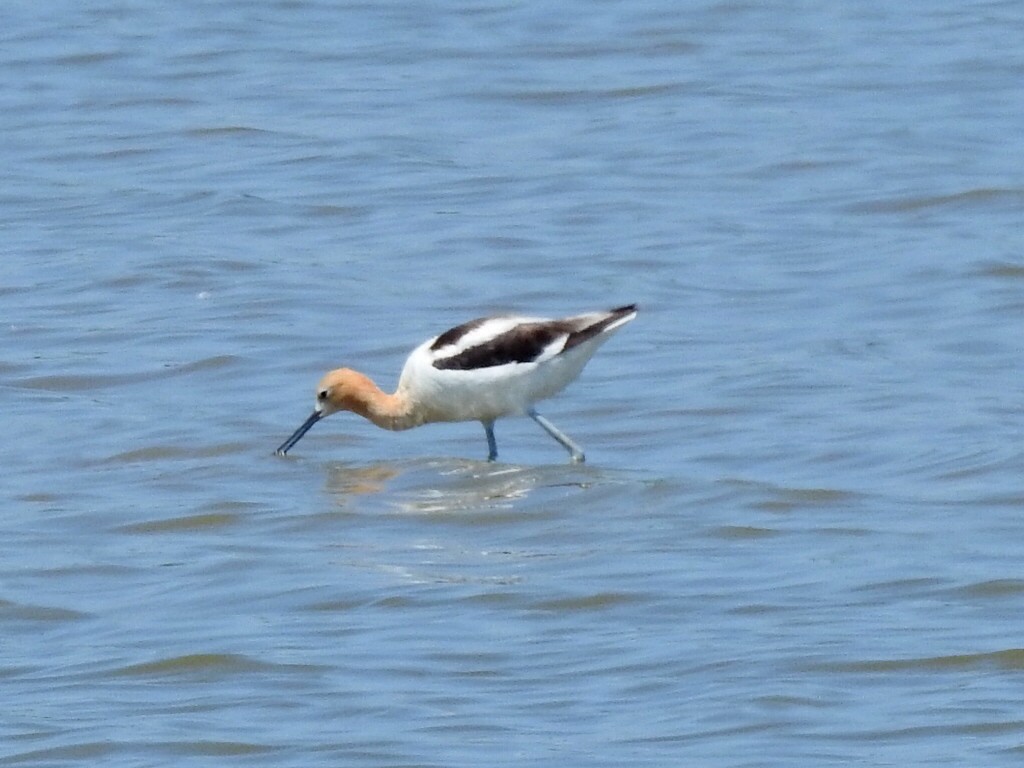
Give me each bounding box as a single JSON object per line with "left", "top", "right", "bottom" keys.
{"left": 276, "top": 304, "right": 637, "bottom": 462}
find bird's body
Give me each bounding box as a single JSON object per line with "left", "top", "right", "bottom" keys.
{"left": 276, "top": 304, "right": 637, "bottom": 462}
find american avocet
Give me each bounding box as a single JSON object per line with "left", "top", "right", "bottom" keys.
{"left": 276, "top": 304, "right": 637, "bottom": 462}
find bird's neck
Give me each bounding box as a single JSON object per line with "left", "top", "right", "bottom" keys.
{"left": 347, "top": 375, "right": 420, "bottom": 431}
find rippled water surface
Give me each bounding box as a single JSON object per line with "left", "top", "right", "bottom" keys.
{"left": 4, "top": 1, "right": 1024, "bottom": 765}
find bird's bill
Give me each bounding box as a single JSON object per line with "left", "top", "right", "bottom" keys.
{"left": 275, "top": 410, "right": 322, "bottom": 455}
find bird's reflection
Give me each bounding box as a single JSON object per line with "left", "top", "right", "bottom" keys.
{"left": 316, "top": 458, "right": 610, "bottom": 589}
{"left": 322, "top": 457, "right": 599, "bottom": 516}
{"left": 323, "top": 461, "right": 400, "bottom": 497}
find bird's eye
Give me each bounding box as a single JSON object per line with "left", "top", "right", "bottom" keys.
{"left": 318, "top": 389, "right": 329, "bottom": 401}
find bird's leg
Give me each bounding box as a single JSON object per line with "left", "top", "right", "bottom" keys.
{"left": 528, "top": 409, "right": 585, "bottom": 463}
{"left": 483, "top": 420, "right": 498, "bottom": 462}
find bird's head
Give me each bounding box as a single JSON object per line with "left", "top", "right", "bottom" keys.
{"left": 313, "top": 368, "right": 375, "bottom": 417}
{"left": 275, "top": 368, "right": 377, "bottom": 455}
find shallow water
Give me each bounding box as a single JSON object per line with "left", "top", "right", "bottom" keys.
{"left": 4, "top": 1, "right": 1024, "bottom": 765}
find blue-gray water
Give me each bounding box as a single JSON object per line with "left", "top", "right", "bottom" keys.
{"left": 4, "top": 1, "right": 1024, "bottom": 765}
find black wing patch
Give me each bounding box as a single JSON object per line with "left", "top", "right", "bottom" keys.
{"left": 433, "top": 322, "right": 571, "bottom": 371}
{"left": 430, "top": 305, "right": 637, "bottom": 371}
{"left": 429, "top": 317, "right": 490, "bottom": 352}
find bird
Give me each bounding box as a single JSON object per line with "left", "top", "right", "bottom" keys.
{"left": 275, "top": 304, "right": 637, "bottom": 462}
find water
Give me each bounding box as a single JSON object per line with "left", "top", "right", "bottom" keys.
{"left": 3, "top": 0, "right": 1024, "bottom": 764}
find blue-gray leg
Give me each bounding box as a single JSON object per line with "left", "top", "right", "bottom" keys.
{"left": 528, "top": 408, "right": 585, "bottom": 463}
{"left": 483, "top": 420, "right": 498, "bottom": 462}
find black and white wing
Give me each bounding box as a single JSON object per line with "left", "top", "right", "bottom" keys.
{"left": 428, "top": 304, "right": 637, "bottom": 371}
